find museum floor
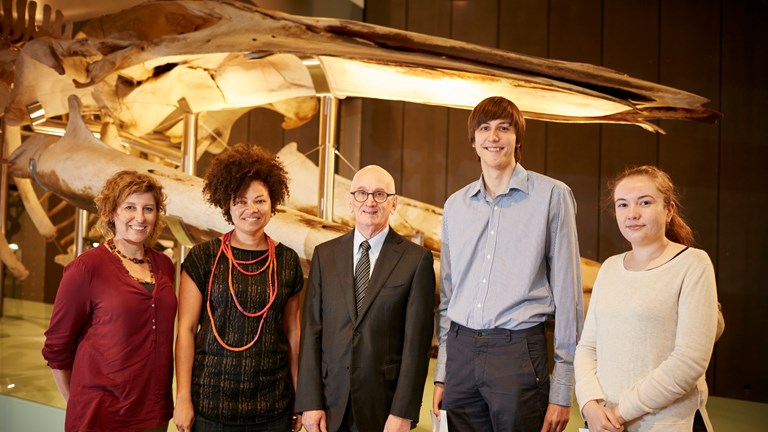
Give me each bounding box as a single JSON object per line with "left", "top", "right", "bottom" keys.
{"left": 2, "top": 297, "right": 767, "bottom": 431}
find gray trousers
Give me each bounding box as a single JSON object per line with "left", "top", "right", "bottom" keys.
{"left": 443, "top": 322, "right": 549, "bottom": 432}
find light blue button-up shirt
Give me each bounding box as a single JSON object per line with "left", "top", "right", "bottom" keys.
{"left": 435, "top": 164, "right": 584, "bottom": 406}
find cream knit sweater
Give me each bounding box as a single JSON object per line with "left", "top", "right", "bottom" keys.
{"left": 575, "top": 248, "right": 718, "bottom": 431}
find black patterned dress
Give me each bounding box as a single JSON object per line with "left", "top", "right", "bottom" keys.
{"left": 183, "top": 238, "right": 304, "bottom": 425}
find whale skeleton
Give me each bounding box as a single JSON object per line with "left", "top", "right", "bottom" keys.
{"left": 9, "top": 96, "right": 601, "bottom": 298}
{"left": 3, "top": 0, "right": 720, "bottom": 134}
{"left": 7, "top": 96, "right": 348, "bottom": 276}
{"left": 1, "top": 0, "right": 718, "bottom": 290}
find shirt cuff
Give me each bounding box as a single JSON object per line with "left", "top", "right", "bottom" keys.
{"left": 434, "top": 345, "right": 447, "bottom": 383}
{"left": 549, "top": 379, "right": 574, "bottom": 407}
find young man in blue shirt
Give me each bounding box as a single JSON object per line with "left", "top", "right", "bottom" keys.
{"left": 433, "top": 96, "right": 584, "bottom": 432}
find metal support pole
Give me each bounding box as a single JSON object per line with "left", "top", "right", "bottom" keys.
{"left": 182, "top": 113, "right": 198, "bottom": 176}
{"left": 0, "top": 121, "right": 7, "bottom": 317}
{"left": 317, "top": 95, "right": 339, "bottom": 221}
{"left": 179, "top": 110, "right": 198, "bottom": 264}
{"left": 75, "top": 208, "right": 88, "bottom": 256}
{"left": 174, "top": 104, "right": 199, "bottom": 295}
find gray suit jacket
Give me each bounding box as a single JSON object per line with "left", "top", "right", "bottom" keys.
{"left": 296, "top": 228, "right": 435, "bottom": 432}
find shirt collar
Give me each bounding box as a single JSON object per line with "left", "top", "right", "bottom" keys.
{"left": 469, "top": 163, "right": 530, "bottom": 199}
{"left": 353, "top": 225, "right": 389, "bottom": 254}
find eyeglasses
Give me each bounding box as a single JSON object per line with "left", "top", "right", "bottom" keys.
{"left": 350, "top": 190, "right": 395, "bottom": 203}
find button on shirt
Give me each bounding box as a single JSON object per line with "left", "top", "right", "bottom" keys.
{"left": 435, "top": 164, "right": 584, "bottom": 406}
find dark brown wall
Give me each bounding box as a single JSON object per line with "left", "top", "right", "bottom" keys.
{"left": 231, "top": 0, "right": 767, "bottom": 402}
{"left": 366, "top": 0, "right": 768, "bottom": 403}
{"left": 6, "top": 184, "right": 71, "bottom": 305}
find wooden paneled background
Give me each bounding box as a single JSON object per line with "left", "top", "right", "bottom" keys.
{"left": 230, "top": 0, "right": 766, "bottom": 403}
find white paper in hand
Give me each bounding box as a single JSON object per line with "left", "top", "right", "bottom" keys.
{"left": 430, "top": 410, "right": 448, "bottom": 432}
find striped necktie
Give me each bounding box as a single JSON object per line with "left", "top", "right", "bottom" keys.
{"left": 354, "top": 240, "right": 371, "bottom": 313}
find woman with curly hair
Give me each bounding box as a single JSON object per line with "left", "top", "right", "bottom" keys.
{"left": 173, "top": 144, "right": 304, "bottom": 432}
{"left": 43, "top": 170, "right": 176, "bottom": 431}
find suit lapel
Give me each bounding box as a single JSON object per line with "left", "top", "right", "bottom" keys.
{"left": 355, "top": 230, "right": 404, "bottom": 326}
{"left": 333, "top": 232, "right": 358, "bottom": 323}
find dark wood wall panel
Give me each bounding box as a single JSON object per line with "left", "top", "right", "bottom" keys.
{"left": 657, "top": 0, "right": 722, "bottom": 390}
{"left": 362, "top": 1, "right": 407, "bottom": 190}
{"left": 444, "top": 0, "right": 500, "bottom": 197}
{"left": 498, "top": 1, "right": 548, "bottom": 173}
{"left": 717, "top": 0, "right": 768, "bottom": 402}
{"left": 405, "top": 0, "right": 451, "bottom": 52}
{"left": 658, "top": 0, "right": 721, "bottom": 257}
{"left": 521, "top": 120, "right": 547, "bottom": 174}
{"left": 250, "top": 108, "right": 288, "bottom": 154}
{"left": 598, "top": 125, "right": 657, "bottom": 260}
{"left": 228, "top": 111, "right": 250, "bottom": 147}
{"left": 360, "top": 100, "right": 405, "bottom": 188}
{"left": 338, "top": 99, "right": 363, "bottom": 179}
{"left": 548, "top": 0, "right": 602, "bottom": 63}
{"left": 603, "top": 0, "right": 660, "bottom": 80}
{"left": 547, "top": 0, "right": 602, "bottom": 260}
{"left": 400, "top": 0, "right": 452, "bottom": 205}
{"left": 547, "top": 123, "right": 601, "bottom": 261}
{"left": 401, "top": 105, "right": 448, "bottom": 205}
{"left": 449, "top": 0, "right": 498, "bottom": 45}
{"left": 445, "top": 109, "right": 476, "bottom": 195}
{"left": 598, "top": 1, "right": 660, "bottom": 260}
{"left": 364, "top": 0, "right": 406, "bottom": 28}
{"left": 499, "top": 0, "right": 548, "bottom": 56}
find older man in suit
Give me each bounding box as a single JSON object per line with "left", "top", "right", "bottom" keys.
{"left": 297, "top": 165, "right": 435, "bottom": 432}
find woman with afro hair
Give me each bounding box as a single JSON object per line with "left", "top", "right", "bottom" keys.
{"left": 173, "top": 144, "right": 304, "bottom": 432}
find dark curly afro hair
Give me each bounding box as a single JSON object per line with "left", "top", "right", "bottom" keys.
{"left": 203, "top": 143, "right": 289, "bottom": 224}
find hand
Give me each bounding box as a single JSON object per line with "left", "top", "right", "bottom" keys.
{"left": 172, "top": 399, "right": 195, "bottom": 432}
{"left": 383, "top": 414, "right": 411, "bottom": 432}
{"left": 50, "top": 369, "right": 72, "bottom": 402}
{"left": 301, "top": 410, "right": 327, "bottom": 432}
{"left": 432, "top": 382, "right": 444, "bottom": 417}
{"left": 292, "top": 413, "right": 303, "bottom": 432}
{"left": 581, "top": 400, "right": 624, "bottom": 432}
{"left": 539, "top": 403, "right": 570, "bottom": 432}
{"left": 610, "top": 406, "right": 626, "bottom": 425}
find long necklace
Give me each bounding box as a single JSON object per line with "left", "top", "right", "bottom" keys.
{"left": 106, "top": 239, "right": 154, "bottom": 284}
{"left": 207, "top": 230, "right": 278, "bottom": 352}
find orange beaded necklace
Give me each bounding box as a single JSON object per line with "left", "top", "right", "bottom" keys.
{"left": 206, "top": 230, "right": 278, "bottom": 352}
